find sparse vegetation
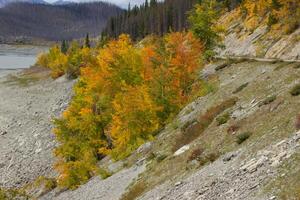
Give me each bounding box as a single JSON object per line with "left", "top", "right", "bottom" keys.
{"left": 236, "top": 132, "right": 251, "bottom": 144}
{"left": 227, "top": 124, "right": 240, "bottom": 134}
{"left": 216, "top": 112, "right": 230, "bottom": 125}
{"left": 173, "top": 97, "right": 238, "bottom": 152}
{"left": 121, "top": 181, "right": 147, "bottom": 200}
{"left": 233, "top": 82, "right": 249, "bottom": 94}
{"left": 290, "top": 84, "right": 300, "bottom": 96}
{"left": 156, "top": 154, "right": 168, "bottom": 163}
{"left": 98, "top": 168, "right": 112, "bottom": 179}
{"left": 188, "top": 147, "right": 204, "bottom": 162}
{"left": 296, "top": 114, "right": 300, "bottom": 130}
{"left": 259, "top": 95, "right": 277, "bottom": 107}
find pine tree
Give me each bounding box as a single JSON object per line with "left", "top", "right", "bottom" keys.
{"left": 85, "top": 33, "right": 90, "bottom": 48}
{"left": 61, "top": 40, "right": 68, "bottom": 54}
{"left": 271, "top": 0, "right": 281, "bottom": 10}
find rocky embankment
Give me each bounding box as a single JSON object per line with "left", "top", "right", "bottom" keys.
{"left": 217, "top": 16, "right": 300, "bottom": 60}
{"left": 0, "top": 70, "right": 74, "bottom": 189}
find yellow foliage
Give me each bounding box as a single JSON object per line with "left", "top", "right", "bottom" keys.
{"left": 52, "top": 32, "right": 204, "bottom": 188}
{"left": 110, "top": 85, "right": 160, "bottom": 159}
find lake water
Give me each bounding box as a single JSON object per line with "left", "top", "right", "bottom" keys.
{"left": 0, "top": 45, "right": 48, "bottom": 70}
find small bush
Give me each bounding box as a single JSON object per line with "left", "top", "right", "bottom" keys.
{"left": 227, "top": 124, "right": 240, "bottom": 134}
{"left": 236, "top": 132, "right": 251, "bottom": 144}
{"left": 98, "top": 168, "right": 112, "bottom": 179}
{"left": 259, "top": 95, "right": 277, "bottom": 107}
{"left": 215, "top": 63, "right": 229, "bottom": 71}
{"left": 181, "top": 119, "right": 197, "bottom": 132}
{"left": 188, "top": 147, "right": 204, "bottom": 162}
{"left": 206, "top": 151, "right": 220, "bottom": 162}
{"left": 216, "top": 112, "right": 230, "bottom": 125}
{"left": 293, "top": 64, "right": 300, "bottom": 69}
{"left": 267, "top": 14, "right": 278, "bottom": 27}
{"left": 290, "top": 84, "right": 300, "bottom": 96}
{"left": 147, "top": 152, "right": 156, "bottom": 161}
{"left": 196, "top": 150, "right": 220, "bottom": 165}
{"left": 233, "top": 82, "right": 249, "bottom": 94}
{"left": 156, "top": 154, "right": 168, "bottom": 163}
{"left": 296, "top": 114, "right": 300, "bottom": 130}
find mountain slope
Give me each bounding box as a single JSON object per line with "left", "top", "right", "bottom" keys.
{"left": 0, "top": 0, "right": 46, "bottom": 8}
{"left": 0, "top": 2, "right": 123, "bottom": 42}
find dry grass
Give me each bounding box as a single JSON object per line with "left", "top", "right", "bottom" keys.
{"left": 121, "top": 181, "right": 147, "bottom": 200}
{"left": 2, "top": 66, "right": 50, "bottom": 87}
{"left": 188, "top": 147, "right": 204, "bottom": 162}
{"left": 296, "top": 114, "right": 300, "bottom": 130}
{"left": 173, "top": 97, "right": 238, "bottom": 152}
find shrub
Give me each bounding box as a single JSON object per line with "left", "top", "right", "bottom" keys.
{"left": 233, "top": 82, "right": 249, "bottom": 94}
{"left": 227, "top": 124, "right": 240, "bottom": 134}
{"left": 290, "top": 84, "right": 300, "bottom": 96}
{"left": 259, "top": 95, "right": 277, "bottom": 107}
{"left": 267, "top": 14, "right": 278, "bottom": 27}
{"left": 206, "top": 151, "right": 220, "bottom": 162}
{"left": 188, "top": 147, "right": 204, "bottom": 162}
{"left": 296, "top": 114, "right": 300, "bottom": 130}
{"left": 293, "top": 64, "right": 300, "bottom": 69}
{"left": 196, "top": 150, "right": 220, "bottom": 165}
{"left": 215, "top": 63, "right": 229, "bottom": 71}
{"left": 156, "top": 154, "right": 168, "bottom": 163}
{"left": 98, "top": 168, "right": 112, "bottom": 179}
{"left": 236, "top": 132, "right": 251, "bottom": 144}
{"left": 216, "top": 112, "right": 230, "bottom": 125}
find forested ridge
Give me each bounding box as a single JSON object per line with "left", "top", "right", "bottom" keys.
{"left": 102, "top": 0, "right": 243, "bottom": 40}
{"left": 0, "top": 2, "right": 122, "bottom": 42}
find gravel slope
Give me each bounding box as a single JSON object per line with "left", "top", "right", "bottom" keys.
{"left": 0, "top": 71, "right": 74, "bottom": 188}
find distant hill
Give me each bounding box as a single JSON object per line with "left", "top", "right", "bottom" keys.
{"left": 53, "top": 0, "right": 72, "bottom": 5}
{"left": 0, "top": 2, "right": 123, "bottom": 42}
{"left": 0, "top": 0, "right": 46, "bottom": 8}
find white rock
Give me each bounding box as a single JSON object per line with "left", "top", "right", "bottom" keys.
{"left": 174, "top": 145, "right": 190, "bottom": 156}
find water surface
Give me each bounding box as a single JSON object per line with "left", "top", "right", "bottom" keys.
{"left": 0, "top": 44, "right": 48, "bottom": 70}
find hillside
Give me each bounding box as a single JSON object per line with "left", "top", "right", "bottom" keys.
{"left": 0, "top": 0, "right": 46, "bottom": 8}
{"left": 0, "top": 0, "right": 299, "bottom": 200}
{"left": 0, "top": 2, "right": 123, "bottom": 43}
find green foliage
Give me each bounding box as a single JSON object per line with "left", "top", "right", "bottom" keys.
{"left": 188, "top": 0, "right": 221, "bottom": 50}
{"left": 156, "top": 154, "right": 168, "bottom": 163}
{"left": 290, "top": 84, "right": 300, "bottom": 96}
{"left": 61, "top": 40, "right": 69, "bottom": 54}
{"left": 267, "top": 14, "right": 278, "bottom": 27}
{"left": 98, "top": 168, "right": 112, "bottom": 179}
{"left": 85, "top": 33, "right": 91, "bottom": 48}
{"left": 216, "top": 112, "right": 230, "bottom": 125}
{"left": 236, "top": 132, "right": 251, "bottom": 144}
{"left": 259, "top": 95, "right": 277, "bottom": 107}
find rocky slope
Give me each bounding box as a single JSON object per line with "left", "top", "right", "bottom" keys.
{"left": 217, "top": 12, "right": 300, "bottom": 60}
{"left": 0, "top": 19, "right": 299, "bottom": 200}
{"left": 0, "top": 69, "right": 74, "bottom": 189}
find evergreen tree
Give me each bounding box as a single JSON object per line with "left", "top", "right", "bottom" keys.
{"left": 61, "top": 40, "right": 68, "bottom": 54}
{"left": 85, "top": 33, "right": 90, "bottom": 48}
{"left": 271, "top": 0, "right": 281, "bottom": 10}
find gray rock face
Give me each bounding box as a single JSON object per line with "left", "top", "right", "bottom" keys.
{"left": 40, "top": 164, "right": 146, "bottom": 200}
{"left": 217, "top": 25, "right": 300, "bottom": 60}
